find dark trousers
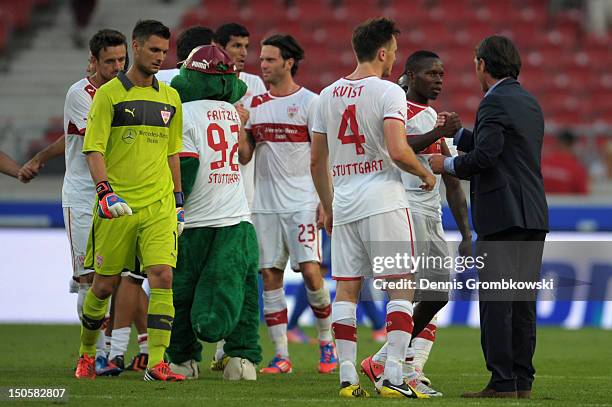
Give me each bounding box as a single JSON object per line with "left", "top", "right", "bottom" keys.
{"left": 477, "top": 227, "right": 547, "bottom": 392}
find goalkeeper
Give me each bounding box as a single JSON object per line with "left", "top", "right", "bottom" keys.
{"left": 166, "top": 45, "right": 261, "bottom": 380}
{"left": 75, "top": 20, "right": 185, "bottom": 382}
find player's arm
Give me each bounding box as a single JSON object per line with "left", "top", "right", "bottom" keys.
{"left": 85, "top": 151, "right": 109, "bottom": 184}
{"left": 167, "top": 90, "right": 185, "bottom": 235}
{"left": 168, "top": 154, "right": 182, "bottom": 194}
{"left": 407, "top": 112, "right": 461, "bottom": 152}
{"left": 235, "top": 103, "right": 254, "bottom": 166}
{"left": 0, "top": 150, "right": 20, "bottom": 178}
{"left": 18, "top": 136, "right": 65, "bottom": 183}
{"left": 440, "top": 141, "right": 472, "bottom": 256}
{"left": 384, "top": 119, "right": 436, "bottom": 191}
{"left": 238, "top": 129, "right": 255, "bottom": 165}
{"left": 310, "top": 131, "right": 334, "bottom": 235}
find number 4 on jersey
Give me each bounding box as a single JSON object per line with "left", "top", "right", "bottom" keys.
{"left": 338, "top": 104, "right": 365, "bottom": 155}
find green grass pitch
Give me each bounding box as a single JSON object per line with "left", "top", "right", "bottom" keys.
{"left": 1, "top": 324, "right": 610, "bottom": 406}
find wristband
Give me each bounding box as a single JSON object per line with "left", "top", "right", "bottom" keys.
{"left": 174, "top": 191, "right": 184, "bottom": 208}
{"left": 96, "top": 181, "right": 113, "bottom": 200}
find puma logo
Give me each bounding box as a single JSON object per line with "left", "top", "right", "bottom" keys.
{"left": 125, "top": 108, "right": 136, "bottom": 117}
{"left": 159, "top": 318, "right": 173, "bottom": 328}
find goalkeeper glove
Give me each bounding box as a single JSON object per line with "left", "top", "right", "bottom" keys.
{"left": 175, "top": 191, "right": 185, "bottom": 236}
{"left": 96, "top": 180, "right": 132, "bottom": 219}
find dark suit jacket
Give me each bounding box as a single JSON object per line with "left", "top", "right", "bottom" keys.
{"left": 454, "top": 78, "right": 549, "bottom": 237}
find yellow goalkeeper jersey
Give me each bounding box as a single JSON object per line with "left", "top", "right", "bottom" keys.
{"left": 83, "top": 71, "right": 182, "bottom": 210}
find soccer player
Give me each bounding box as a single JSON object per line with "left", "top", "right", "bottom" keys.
{"left": 238, "top": 34, "right": 337, "bottom": 374}
{"left": 156, "top": 25, "right": 214, "bottom": 85}
{"left": 166, "top": 44, "right": 261, "bottom": 380}
{"left": 75, "top": 19, "right": 184, "bottom": 382}
{"left": 0, "top": 151, "right": 20, "bottom": 178}
{"left": 18, "top": 31, "right": 151, "bottom": 376}
{"left": 310, "top": 18, "right": 436, "bottom": 398}
{"left": 19, "top": 29, "right": 129, "bottom": 369}
{"left": 215, "top": 23, "right": 267, "bottom": 208}
{"left": 361, "top": 50, "right": 471, "bottom": 397}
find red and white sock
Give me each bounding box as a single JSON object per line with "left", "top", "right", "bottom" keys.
{"left": 137, "top": 333, "right": 148, "bottom": 354}
{"left": 411, "top": 314, "right": 437, "bottom": 371}
{"left": 306, "top": 285, "right": 332, "bottom": 343}
{"left": 332, "top": 301, "right": 358, "bottom": 384}
{"left": 263, "top": 288, "right": 289, "bottom": 358}
{"left": 383, "top": 300, "right": 414, "bottom": 386}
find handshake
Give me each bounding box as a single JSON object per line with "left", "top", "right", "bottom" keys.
{"left": 435, "top": 111, "right": 462, "bottom": 137}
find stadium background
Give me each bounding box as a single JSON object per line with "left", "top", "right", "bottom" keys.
{"left": 0, "top": 0, "right": 610, "bottom": 330}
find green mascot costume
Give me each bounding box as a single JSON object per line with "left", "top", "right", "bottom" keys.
{"left": 166, "top": 45, "right": 262, "bottom": 380}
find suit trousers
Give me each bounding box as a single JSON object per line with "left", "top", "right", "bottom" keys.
{"left": 476, "top": 227, "right": 547, "bottom": 392}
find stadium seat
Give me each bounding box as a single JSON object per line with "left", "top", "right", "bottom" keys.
{"left": 172, "top": 0, "right": 612, "bottom": 126}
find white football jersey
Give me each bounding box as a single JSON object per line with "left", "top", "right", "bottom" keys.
{"left": 245, "top": 87, "right": 319, "bottom": 213}
{"left": 312, "top": 76, "right": 410, "bottom": 225}
{"left": 238, "top": 71, "right": 266, "bottom": 107}
{"left": 401, "top": 101, "right": 444, "bottom": 218}
{"left": 62, "top": 77, "right": 97, "bottom": 208}
{"left": 156, "top": 68, "right": 179, "bottom": 86}
{"left": 237, "top": 71, "right": 266, "bottom": 208}
{"left": 180, "top": 99, "right": 250, "bottom": 228}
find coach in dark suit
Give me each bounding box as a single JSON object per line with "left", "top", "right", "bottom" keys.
{"left": 429, "top": 35, "right": 548, "bottom": 399}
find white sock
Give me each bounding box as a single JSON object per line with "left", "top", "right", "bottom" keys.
{"left": 306, "top": 285, "right": 332, "bottom": 342}
{"left": 403, "top": 346, "right": 418, "bottom": 379}
{"left": 373, "top": 343, "right": 387, "bottom": 364}
{"left": 137, "top": 333, "right": 148, "bottom": 354}
{"left": 412, "top": 315, "right": 437, "bottom": 370}
{"left": 95, "top": 333, "right": 106, "bottom": 358}
{"left": 263, "top": 288, "right": 289, "bottom": 358}
{"left": 383, "top": 300, "right": 414, "bottom": 385}
{"left": 109, "top": 327, "right": 130, "bottom": 360}
{"left": 332, "top": 301, "right": 358, "bottom": 384}
{"left": 214, "top": 340, "right": 226, "bottom": 360}
{"left": 77, "top": 283, "right": 90, "bottom": 320}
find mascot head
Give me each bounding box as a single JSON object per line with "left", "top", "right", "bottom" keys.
{"left": 171, "top": 44, "right": 247, "bottom": 104}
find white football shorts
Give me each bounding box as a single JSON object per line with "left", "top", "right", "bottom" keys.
{"left": 411, "top": 212, "right": 451, "bottom": 298}
{"left": 63, "top": 207, "right": 94, "bottom": 277}
{"left": 252, "top": 210, "right": 321, "bottom": 271}
{"left": 331, "top": 208, "right": 416, "bottom": 280}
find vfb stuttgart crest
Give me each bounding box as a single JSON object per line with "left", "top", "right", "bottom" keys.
{"left": 161, "top": 107, "right": 172, "bottom": 125}
{"left": 287, "top": 104, "right": 299, "bottom": 118}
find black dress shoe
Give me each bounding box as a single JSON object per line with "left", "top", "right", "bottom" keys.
{"left": 462, "top": 388, "right": 517, "bottom": 398}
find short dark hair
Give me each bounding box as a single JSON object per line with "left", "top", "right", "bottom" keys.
{"left": 89, "top": 29, "right": 127, "bottom": 60}
{"left": 352, "top": 17, "right": 400, "bottom": 63}
{"left": 475, "top": 35, "right": 521, "bottom": 80}
{"left": 132, "top": 19, "right": 171, "bottom": 42}
{"left": 261, "top": 34, "right": 304, "bottom": 76}
{"left": 215, "top": 23, "right": 250, "bottom": 47}
{"left": 176, "top": 26, "right": 214, "bottom": 62}
{"left": 404, "top": 50, "right": 440, "bottom": 74}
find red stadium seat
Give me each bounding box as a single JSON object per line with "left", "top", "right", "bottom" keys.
{"left": 171, "top": 0, "right": 609, "bottom": 127}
